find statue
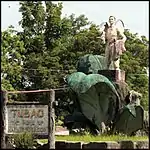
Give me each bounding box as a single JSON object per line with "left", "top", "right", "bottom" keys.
{"left": 61, "top": 17, "right": 146, "bottom": 136}
{"left": 99, "top": 16, "right": 127, "bottom": 70}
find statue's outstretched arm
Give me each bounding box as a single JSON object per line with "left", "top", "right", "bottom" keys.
{"left": 97, "top": 22, "right": 107, "bottom": 43}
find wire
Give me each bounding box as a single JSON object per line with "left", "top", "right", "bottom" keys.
{"left": 22, "top": 68, "right": 76, "bottom": 72}
{"left": 7, "top": 87, "right": 68, "bottom": 94}
{"left": 22, "top": 68, "right": 148, "bottom": 75}
{"left": 127, "top": 74, "right": 148, "bottom": 76}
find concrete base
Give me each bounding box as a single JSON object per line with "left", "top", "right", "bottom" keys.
{"left": 98, "top": 70, "right": 125, "bottom": 82}
{"left": 36, "top": 140, "right": 149, "bottom": 149}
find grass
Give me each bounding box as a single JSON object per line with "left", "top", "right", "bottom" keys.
{"left": 38, "top": 135, "right": 149, "bottom": 144}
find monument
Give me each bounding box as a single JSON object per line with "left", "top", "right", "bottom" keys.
{"left": 63, "top": 16, "right": 145, "bottom": 136}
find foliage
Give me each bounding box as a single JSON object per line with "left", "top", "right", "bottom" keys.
{"left": 1, "top": 26, "right": 25, "bottom": 91}
{"left": 1, "top": 1, "right": 149, "bottom": 110}
{"left": 120, "top": 29, "right": 149, "bottom": 110}
{"left": 12, "top": 132, "right": 35, "bottom": 149}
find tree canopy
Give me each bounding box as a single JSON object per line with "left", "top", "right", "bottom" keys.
{"left": 1, "top": 1, "right": 148, "bottom": 110}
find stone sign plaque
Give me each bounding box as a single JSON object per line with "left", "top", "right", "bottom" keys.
{"left": 6, "top": 104, "right": 48, "bottom": 134}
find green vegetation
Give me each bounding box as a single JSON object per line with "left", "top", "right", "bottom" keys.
{"left": 11, "top": 132, "right": 35, "bottom": 149}
{"left": 39, "top": 135, "right": 148, "bottom": 143}
{"left": 1, "top": 1, "right": 148, "bottom": 111}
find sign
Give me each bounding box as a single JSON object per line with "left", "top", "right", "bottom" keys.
{"left": 6, "top": 105, "right": 48, "bottom": 134}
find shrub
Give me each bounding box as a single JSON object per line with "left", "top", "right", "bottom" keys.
{"left": 12, "top": 132, "right": 35, "bottom": 149}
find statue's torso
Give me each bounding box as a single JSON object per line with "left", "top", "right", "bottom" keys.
{"left": 105, "top": 25, "right": 118, "bottom": 43}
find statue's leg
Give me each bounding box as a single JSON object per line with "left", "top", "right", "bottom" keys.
{"left": 105, "top": 45, "right": 111, "bottom": 69}
{"left": 112, "top": 41, "right": 121, "bottom": 70}
{"left": 114, "top": 58, "right": 120, "bottom": 70}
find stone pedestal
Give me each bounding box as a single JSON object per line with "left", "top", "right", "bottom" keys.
{"left": 98, "top": 70, "right": 125, "bottom": 82}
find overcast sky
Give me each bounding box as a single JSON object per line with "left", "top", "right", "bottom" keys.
{"left": 1, "top": 1, "right": 149, "bottom": 39}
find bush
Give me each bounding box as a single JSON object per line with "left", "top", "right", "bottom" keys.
{"left": 12, "top": 132, "right": 35, "bottom": 149}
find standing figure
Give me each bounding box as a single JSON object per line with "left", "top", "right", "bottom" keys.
{"left": 100, "top": 16, "right": 127, "bottom": 70}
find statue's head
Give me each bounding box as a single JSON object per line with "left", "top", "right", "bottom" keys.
{"left": 108, "top": 16, "right": 116, "bottom": 25}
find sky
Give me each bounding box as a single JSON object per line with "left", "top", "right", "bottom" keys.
{"left": 1, "top": 1, "right": 149, "bottom": 39}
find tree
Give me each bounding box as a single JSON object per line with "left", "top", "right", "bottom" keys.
{"left": 18, "top": 1, "right": 90, "bottom": 90}
{"left": 1, "top": 1, "right": 148, "bottom": 110}
{"left": 120, "top": 30, "right": 149, "bottom": 110}
{"left": 1, "top": 26, "right": 26, "bottom": 91}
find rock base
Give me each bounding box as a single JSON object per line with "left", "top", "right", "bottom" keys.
{"left": 98, "top": 70, "right": 125, "bottom": 82}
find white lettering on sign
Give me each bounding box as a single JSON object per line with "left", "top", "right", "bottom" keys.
{"left": 6, "top": 105, "right": 48, "bottom": 134}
